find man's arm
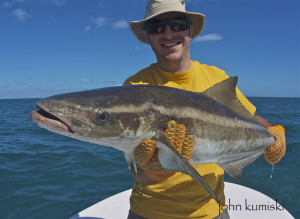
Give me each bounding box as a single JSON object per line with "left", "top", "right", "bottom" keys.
{"left": 255, "top": 115, "right": 273, "bottom": 128}
{"left": 254, "top": 115, "right": 286, "bottom": 164}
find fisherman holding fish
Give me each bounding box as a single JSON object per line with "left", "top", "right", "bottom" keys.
{"left": 29, "top": 0, "right": 287, "bottom": 218}
{"left": 124, "top": 0, "right": 286, "bottom": 218}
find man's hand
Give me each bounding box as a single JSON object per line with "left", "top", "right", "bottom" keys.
{"left": 264, "top": 125, "right": 286, "bottom": 164}
{"left": 133, "top": 120, "right": 194, "bottom": 182}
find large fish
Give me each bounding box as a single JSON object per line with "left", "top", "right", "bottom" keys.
{"left": 30, "top": 77, "right": 274, "bottom": 204}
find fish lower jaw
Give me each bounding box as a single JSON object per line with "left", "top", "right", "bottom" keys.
{"left": 31, "top": 106, "right": 75, "bottom": 134}
{"left": 30, "top": 111, "right": 73, "bottom": 134}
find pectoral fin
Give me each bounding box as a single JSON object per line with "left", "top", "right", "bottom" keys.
{"left": 154, "top": 132, "right": 221, "bottom": 204}
{"left": 221, "top": 151, "right": 264, "bottom": 180}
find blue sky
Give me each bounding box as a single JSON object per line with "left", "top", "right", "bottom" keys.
{"left": 0, "top": 0, "right": 299, "bottom": 99}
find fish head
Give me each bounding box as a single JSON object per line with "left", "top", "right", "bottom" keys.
{"left": 30, "top": 86, "right": 160, "bottom": 152}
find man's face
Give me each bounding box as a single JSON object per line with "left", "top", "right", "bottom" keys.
{"left": 143, "top": 13, "right": 193, "bottom": 68}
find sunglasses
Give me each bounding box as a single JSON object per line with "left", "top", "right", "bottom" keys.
{"left": 144, "top": 18, "right": 190, "bottom": 35}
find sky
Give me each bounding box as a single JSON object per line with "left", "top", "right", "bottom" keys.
{"left": 0, "top": 0, "right": 299, "bottom": 99}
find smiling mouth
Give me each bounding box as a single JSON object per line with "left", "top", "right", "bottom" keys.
{"left": 30, "top": 106, "right": 75, "bottom": 134}
{"left": 162, "top": 42, "right": 180, "bottom": 48}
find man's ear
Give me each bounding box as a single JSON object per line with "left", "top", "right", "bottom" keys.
{"left": 189, "top": 25, "right": 193, "bottom": 39}
{"left": 142, "top": 30, "right": 151, "bottom": 44}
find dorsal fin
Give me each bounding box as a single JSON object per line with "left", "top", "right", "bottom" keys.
{"left": 202, "top": 77, "right": 256, "bottom": 121}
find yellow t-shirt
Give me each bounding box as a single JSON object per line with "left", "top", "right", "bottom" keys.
{"left": 124, "top": 61, "right": 256, "bottom": 219}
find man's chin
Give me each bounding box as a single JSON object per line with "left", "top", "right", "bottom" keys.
{"left": 163, "top": 55, "right": 184, "bottom": 65}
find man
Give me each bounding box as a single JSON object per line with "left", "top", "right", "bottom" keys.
{"left": 124, "top": 0, "right": 285, "bottom": 218}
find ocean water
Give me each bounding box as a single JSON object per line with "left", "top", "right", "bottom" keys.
{"left": 0, "top": 97, "right": 299, "bottom": 219}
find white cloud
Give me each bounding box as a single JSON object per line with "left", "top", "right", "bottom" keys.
{"left": 112, "top": 20, "right": 128, "bottom": 29}
{"left": 92, "top": 16, "right": 106, "bottom": 27}
{"left": 2, "top": 1, "right": 13, "bottom": 8}
{"left": 84, "top": 25, "right": 91, "bottom": 32}
{"left": 0, "top": 83, "right": 72, "bottom": 99}
{"left": 194, "top": 34, "right": 223, "bottom": 42}
{"left": 3, "top": 0, "right": 65, "bottom": 8}
{"left": 85, "top": 17, "right": 129, "bottom": 32}
{"left": 2, "top": 0, "right": 23, "bottom": 8}
{"left": 85, "top": 16, "right": 107, "bottom": 32}
{"left": 11, "top": 8, "right": 30, "bottom": 22}
{"left": 80, "top": 78, "right": 90, "bottom": 83}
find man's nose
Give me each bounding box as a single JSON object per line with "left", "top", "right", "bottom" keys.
{"left": 163, "top": 24, "right": 174, "bottom": 36}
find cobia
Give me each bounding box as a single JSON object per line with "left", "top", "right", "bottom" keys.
{"left": 30, "top": 77, "right": 275, "bottom": 204}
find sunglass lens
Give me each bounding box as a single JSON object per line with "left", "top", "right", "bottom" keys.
{"left": 145, "top": 18, "right": 190, "bottom": 34}
{"left": 169, "top": 19, "right": 190, "bottom": 31}
{"left": 148, "top": 22, "right": 165, "bottom": 34}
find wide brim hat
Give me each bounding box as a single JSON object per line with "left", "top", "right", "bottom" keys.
{"left": 129, "top": 0, "right": 206, "bottom": 44}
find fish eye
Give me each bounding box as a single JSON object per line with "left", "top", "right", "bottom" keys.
{"left": 95, "top": 111, "right": 110, "bottom": 123}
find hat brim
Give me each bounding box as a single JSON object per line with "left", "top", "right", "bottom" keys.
{"left": 129, "top": 11, "right": 205, "bottom": 44}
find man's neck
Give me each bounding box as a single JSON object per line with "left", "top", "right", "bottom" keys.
{"left": 157, "top": 59, "right": 191, "bottom": 73}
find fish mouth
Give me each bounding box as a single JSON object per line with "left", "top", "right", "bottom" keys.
{"left": 30, "top": 105, "right": 75, "bottom": 134}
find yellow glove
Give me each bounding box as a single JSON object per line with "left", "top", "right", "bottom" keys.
{"left": 134, "top": 120, "right": 194, "bottom": 181}
{"left": 264, "top": 125, "right": 286, "bottom": 164}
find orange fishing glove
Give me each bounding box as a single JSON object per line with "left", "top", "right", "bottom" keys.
{"left": 264, "top": 125, "right": 286, "bottom": 164}
{"left": 134, "top": 120, "right": 194, "bottom": 181}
